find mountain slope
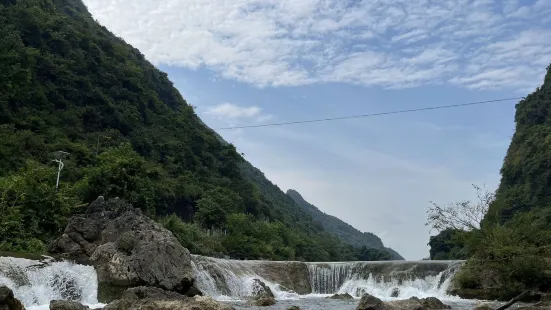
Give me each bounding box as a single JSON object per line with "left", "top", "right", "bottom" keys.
{"left": 0, "top": 0, "right": 395, "bottom": 262}
{"left": 484, "top": 66, "right": 551, "bottom": 225}
{"left": 287, "top": 189, "right": 404, "bottom": 260}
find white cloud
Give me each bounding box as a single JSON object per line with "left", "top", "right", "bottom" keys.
{"left": 84, "top": 0, "right": 551, "bottom": 91}
{"left": 204, "top": 102, "right": 261, "bottom": 119}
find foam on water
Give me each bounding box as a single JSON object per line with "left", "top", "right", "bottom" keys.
{"left": 0, "top": 256, "right": 103, "bottom": 309}
{"left": 191, "top": 257, "right": 301, "bottom": 301}
{"left": 192, "top": 255, "right": 463, "bottom": 302}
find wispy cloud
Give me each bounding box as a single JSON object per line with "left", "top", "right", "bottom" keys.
{"left": 203, "top": 102, "right": 273, "bottom": 126}
{"left": 84, "top": 0, "right": 551, "bottom": 91}
{"left": 205, "top": 102, "right": 261, "bottom": 119}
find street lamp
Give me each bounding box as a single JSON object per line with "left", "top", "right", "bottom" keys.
{"left": 52, "top": 151, "right": 70, "bottom": 190}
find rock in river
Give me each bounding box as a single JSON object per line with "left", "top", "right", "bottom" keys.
{"left": 327, "top": 293, "right": 354, "bottom": 300}
{"left": 49, "top": 197, "right": 196, "bottom": 301}
{"left": 49, "top": 300, "right": 89, "bottom": 310}
{"left": 251, "top": 279, "right": 274, "bottom": 299}
{"left": 104, "top": 287, "right": 234, "bottom": 310}
{"left": 0, "top": 286, "right": 25, "bottom": 310}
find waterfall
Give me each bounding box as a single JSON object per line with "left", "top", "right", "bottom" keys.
{"left": 306, "top": 260, "right": 462, "bottom": 300}
{"left": 191, "top": 255, "right": 301, "bottom": 301}
{"left": 191, "top": 255, "right": 464, "bottom": 301}
{"left": 0, "top": 256, "right": 103, "bottom": 310}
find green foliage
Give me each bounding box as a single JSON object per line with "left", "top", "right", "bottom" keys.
{"left": 428, "top": 229, "right": 469, "bottom": 260}
{"left": 0, "top": 0, "right": 395, "bottom": 261}
{"left": 76, "top": 143, "right": 156, "bottom": 214}
{"left": 0, "top": 160, "right": 78, "bottom": 253}
{"left": 485, "top": 67, "right": 551, "bottom": 225}
{"left": 454, "top": 208, "right": 551, "bottom": 300}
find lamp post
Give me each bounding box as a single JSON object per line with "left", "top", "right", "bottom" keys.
{"left": 52, "top": 151, "right": 70, "bottom": 190}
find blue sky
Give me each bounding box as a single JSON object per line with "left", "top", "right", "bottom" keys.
{"left": 84, "top": 0, "right": 551, "bottom": 259}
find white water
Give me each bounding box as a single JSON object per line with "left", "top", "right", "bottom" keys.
{"left": 191, "top": 255, "right": 463, "bottom": 302}
{"left": 307, "top": 261, "right": 461, "bottom": 301}
{"left": 0, "top": 256, "right": 103, "bottom": 310}
{"left": 191, "top": 256, "right": 301, "bottom": 301}
{"left": 0, "top": 254, "right": 464, "bottom": 309}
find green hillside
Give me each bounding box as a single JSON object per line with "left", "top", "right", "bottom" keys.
{"left": 287, "top": 189, "right": 404, "bottom": 260}
{"left": 0, "top": 0, "right": 394, "bottom": 262}
{"left": 484, "top": 66, "right": 551, "bottom": 225}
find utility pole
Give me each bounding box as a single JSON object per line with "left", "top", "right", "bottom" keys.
{"left": 52, "top": 151, "right": 70, "bottom": 191}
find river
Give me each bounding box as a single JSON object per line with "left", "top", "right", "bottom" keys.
{"left": 0, "top": 254, "right": 498, "bottom": 309}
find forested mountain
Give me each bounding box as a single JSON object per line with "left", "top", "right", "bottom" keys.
{"left": 286, "top": 189, "right": 404, "bottom": 260}
{"left": 484, "top": 67, "right": 551, "bottom": 225}
{"left": 0, "top": 0, "right": 395, "bottom": 262}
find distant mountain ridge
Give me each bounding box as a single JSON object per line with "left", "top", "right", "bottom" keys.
{"left": 286, "top": 189, "right": 404, "bottom": 260}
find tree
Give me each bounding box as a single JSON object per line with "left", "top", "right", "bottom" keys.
{"left": 194, "top": 197, "right": 227, "bottom": 230}
{"left": 77, "top": 143, "right": 155, "bottom": 213}
{"left": 0, "top": 160, "right": 78, "bottom": 252}
{"left": 426, "top": 184, "right": 494, "bottom": 233}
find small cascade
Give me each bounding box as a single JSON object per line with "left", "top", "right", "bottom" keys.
{"left": 0, "top": 256, "right": 102, "bottom": 310}
{"left": 307, "top": 260, "right": 463, "bottom": 300}
{"left": 191, "top": 255, "right": 300, "bottom": 301}
{"left": 192, "top": 255, "right": 464, "bottom": 302}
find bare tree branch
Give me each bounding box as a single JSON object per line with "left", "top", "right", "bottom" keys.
{"left": 426, "top": 184, "right": 494, "bottom": 233}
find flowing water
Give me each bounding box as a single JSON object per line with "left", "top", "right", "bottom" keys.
{"left": 190, "top": 255, "right": 480, "bottom": 309}
{"left": 0, "top": 254, "right": 487, "bottom": 310}
{"left": 0, "top": 256, "right": 103, "bottom": 310}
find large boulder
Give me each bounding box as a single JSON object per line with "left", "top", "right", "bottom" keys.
{"left": 49, "top": 197, "right": 195, "bottom": 300}
{"left": 356, "top": 294, "right": 386, "bottom": 310}
{"left": 49, "top": 300, "right": 89, "bottom": 310}
{"left": 0, "top": 286, "right": 24, "bottom": 310}
{"left": 103, "top": 288, "right": 234, "bottom": 310}
{"left": 419, "top": 297, "right": 451, "bottom": 309}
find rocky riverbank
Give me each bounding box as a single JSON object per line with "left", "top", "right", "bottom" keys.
{"left": 0, "top": 285, "right": 234, "bottom": 310}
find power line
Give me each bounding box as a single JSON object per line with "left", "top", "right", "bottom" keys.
{"left": 215, "top": 97, "right": 523, "bottom": 130}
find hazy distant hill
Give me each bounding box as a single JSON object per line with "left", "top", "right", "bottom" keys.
{"left": 287, "top": 189, "right": 404, "bottom": 260}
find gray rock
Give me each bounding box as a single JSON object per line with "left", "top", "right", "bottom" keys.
{"left": 104, "top": 295, "right": 235, "bottom": 310}
{"left": 251, "top": 296, "right": 276, "bottom": 307}
{"left": 120, "top": 286, "right": 186, "bottom": 301}
{"left": 251, "top": 279, "right": 274, "bottom": 299}
{"left": 419, "top": 297, "right": 451, "bottom": 309}
{"left": 287, "top": 307, "right": 301, "bottom": 310}
{"left": 356, "top": 294, "right": 386, "bottom": 310}
{"left": 391, "top": 288, "right": 400, "bottom": 298}
{"left": 387, "top": 299, "right": 424, "bottom": 310}
{"left": 0, "top": 286, "right": 24, "bottom": 310}
{"left": 327, "top": 293, "right": 354, "bottom": 300}
{"left": 50, "top": 197, "right": 194, "bottom": 297}
{"left": 49, "top": 300, "right": 89, "bottom": 310}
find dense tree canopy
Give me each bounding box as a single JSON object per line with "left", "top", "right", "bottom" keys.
{"left": 0, "top": 0, "right": 397, "bottom": 262}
